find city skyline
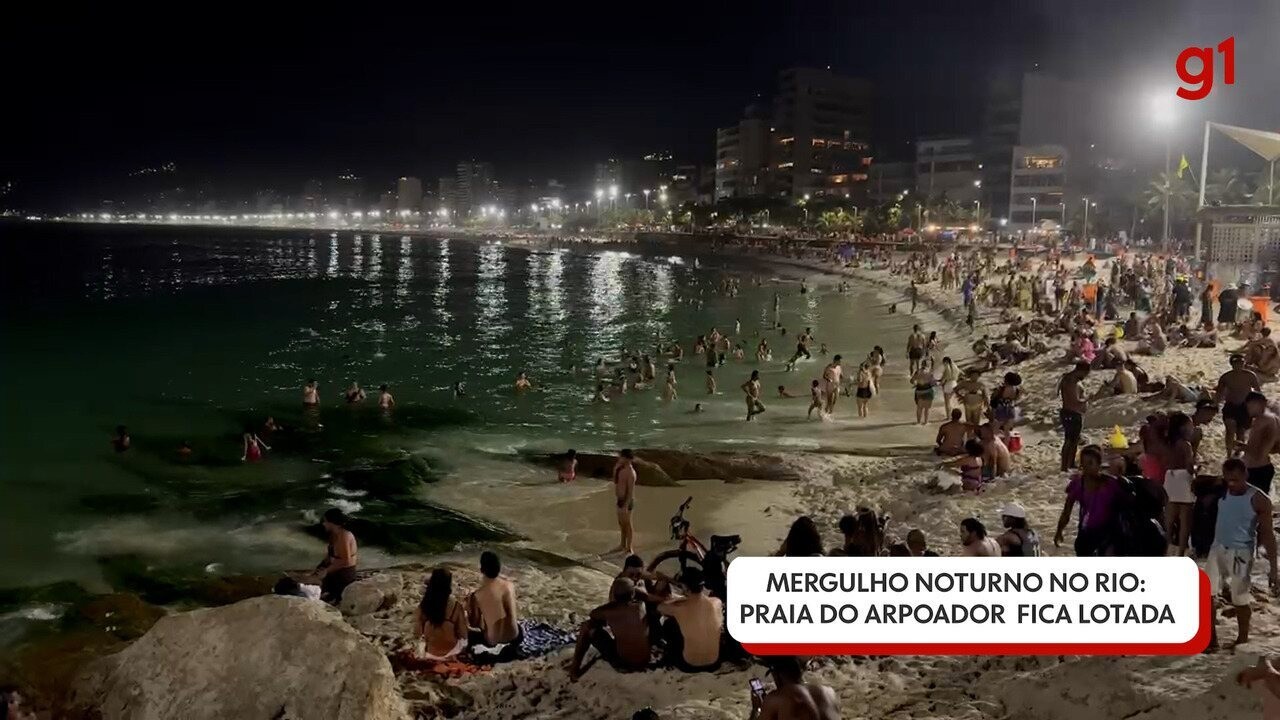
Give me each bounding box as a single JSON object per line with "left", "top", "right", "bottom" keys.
{"left": 3, "top": 0, "right": 1277, "bottom": 212}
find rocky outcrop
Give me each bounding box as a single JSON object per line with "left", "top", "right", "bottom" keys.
{"left": 70, "top": 595, "right": 407, "bottom": 720}
{"left": 524, "top": 448, "right": 800, "bottom": 486}
{"left": 340, "top": 574, "right": 402, "bottom": 617}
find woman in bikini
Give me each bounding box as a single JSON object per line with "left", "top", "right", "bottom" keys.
{"left": 911, "top": 359, "right": 937, "bottom": 426}
{"left": 939, "top": 356, "right": 960, "bottom": 416}
{"left": 241, "top": 426, "right": 270, "bottom": 462}
{"left": 855, "top": 362, "right": 874, "bottom": 418}
{"left": 315, "top": 508, "right": 358, "bottom": 604}
{"left": 414, "top": 567, "right": 469, "bottom": 660}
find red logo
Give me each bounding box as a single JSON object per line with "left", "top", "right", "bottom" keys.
{"left": 1176, "top": 36, "right": 1235, "bottom": 101}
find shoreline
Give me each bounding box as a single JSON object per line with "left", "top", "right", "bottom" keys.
{"left": 7, "top": 230, "right": 1277, "bottom": 718}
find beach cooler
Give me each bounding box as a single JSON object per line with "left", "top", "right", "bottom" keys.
{"left": 1007, "top": 432, "right": 1023, "bottom": 453}
{"left": 1250, "top": 296, "right": 1270, "bottom": 325}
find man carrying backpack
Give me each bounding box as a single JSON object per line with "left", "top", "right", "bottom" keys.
{"left": 995, "top": 503, "right": 1041, "bottom": 557}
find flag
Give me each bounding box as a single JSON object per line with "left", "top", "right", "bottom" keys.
{"left": 1176, "top": 154, "right": 1191, "bottom": 179}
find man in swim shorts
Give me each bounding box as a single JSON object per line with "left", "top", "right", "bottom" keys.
{"left": 611, "top": 449, "right": 637, "bottom": 555}
{"left": 1217, "top": 354, "right": 1261, "bottom": 455}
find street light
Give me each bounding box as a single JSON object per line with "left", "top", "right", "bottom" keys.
{"left": 1031, "top": 197, "right": 1037, "bottom": 228}
{"left": 608, "top": 184, "right": 618, "bottom": 210}
{"left": 1151, "top": 92, "right": 1175, "bottom": 247}
{"left": 642, "top": 188, "right": 651, "bottom": 209}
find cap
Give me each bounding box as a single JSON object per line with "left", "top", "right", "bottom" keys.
{"left": 999, "top": 502, "right": 1027, "bottom": 519}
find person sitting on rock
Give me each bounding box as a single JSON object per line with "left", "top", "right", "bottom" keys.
{"left": 467, "top": 551, "right": 522, "bottom": 656}
{"left": 414, "top": 568, "right": 469, "bottom": 660}
{"left": 314, "top": 508, "right": 358, "bottom": 604}
{"left": 566, "top": 578, "right": 651, "bottom": 681}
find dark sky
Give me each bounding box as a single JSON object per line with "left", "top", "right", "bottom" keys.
{"left": 4, "top": 0, "right": 1277, "bottom": 208}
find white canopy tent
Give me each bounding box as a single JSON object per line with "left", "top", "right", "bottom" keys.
{"left": 1194, "top": 122, "right": 1280, "bottom": 258}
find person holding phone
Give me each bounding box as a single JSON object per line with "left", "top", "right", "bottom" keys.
{"left": 748, "top": 656, "right": 840, "bottom": 720}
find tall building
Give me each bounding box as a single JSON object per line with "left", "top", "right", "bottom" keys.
{"left": 715, "top": 104, "right": 769, "bottom": 200}
{"left": 396, "top": 177, "right": 423, "bottom": 213}
{"left": 300, "top": 178, "right": 324, "bottom": 212}
{"left": 437, "top": 177, "right": 456, "bottom": 211}
{"left": 768, "top": 67, "right": 872, "bottom": 199}
{"left": 978, "top": 72, "right": 1023, "bottom": 220}
{"left": 867, "top": 161, "right": 914, "bottom": 204}
{"left": 332, "top": 172, "right": 365, "bottom": 211}
{"left": 1009, "top": 145, "right": 1068, "bottom": 229}
{"left": 915, "top": 136, "right": 981, "bottom": 205}
{"left": 455, "top": 161, "right": 496, "bottom": 215}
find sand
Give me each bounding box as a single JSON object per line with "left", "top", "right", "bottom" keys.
{"left": 385, "top": 248, "right": 1277, "bottom": 719}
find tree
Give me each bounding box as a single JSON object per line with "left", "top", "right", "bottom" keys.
{"left": 1250, "top": 167, "right": 1278, "bottom": 206}
{"left": 1205, "top": 168, "right": 1249, "bottom": 205}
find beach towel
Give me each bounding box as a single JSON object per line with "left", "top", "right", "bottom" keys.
{"left": 471, "top": 620, "right": 577, "bottom": 664}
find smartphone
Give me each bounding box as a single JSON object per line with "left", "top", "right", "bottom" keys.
{"left": 748, "top": 678, "right": 765, "bottom": 701}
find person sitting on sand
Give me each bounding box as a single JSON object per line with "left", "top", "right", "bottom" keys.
{"left": 1136, "top": 322, "right": 1168, "bottom": 356}
{"left": 1184, "top": 321, "right": 1219, "bottom": 348}
{"left": 415, "top": 568, "right": 469, "bottom": 660}
{"left": 978, "top": 423, "right": 1011, "bottom": 479}
{"left": 959, "top": 517, "right": 1000, "bottom": 557}
{"left": 776, "top": 516, "right": 825, "bottom": 557}
{"left": 995, "top": 503, "right": 1041, "bottom": 557}
{"left": 567, "top": 577, "right": 651, "bottom": 681}
{"left": 1122, "top": 312, "right": 1142, "bottom": 339}
{"left": 749, "top": 655, "right": 841, "bottom": 720}
{"left": 935, "top": 409, "right": 971, "bottom": 456}
{"left": 657, "top": 567, "right": 722, "bottom": 672}
{"left": 906, "top": 528, "right": 939, "bottom": 557}
{"left": 1095, "top": 337, "right": 1129, "bottom": 370}
{"left": 314, "top": 508, "right": 358, "bottom": 604}
{"left": 1092, "top": 362, "right": 1138, "bottom": 398}
{"left": 1250, "top": 327, "right": 1280, "bottom": 377}
{"left": 831, "top": 509, "right": 885, "bottom": 557}
{"left": 467, "top": 551, "right": 522, "bottom": 652}
{"left": 1068, "top": 331, "right": 1097, "bottom": 365}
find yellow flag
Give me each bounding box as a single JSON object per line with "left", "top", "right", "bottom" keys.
{"left": 1176, "top": 154, "right": 1191, "bottom": 179}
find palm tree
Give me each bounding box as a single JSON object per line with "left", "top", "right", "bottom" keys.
{"left": 1140, "top": 172, "right": 1196, "bottom": 228}
{"left": 1251, "top": 166, "right": 1279, "bottom": 206}
{"left": 1205, "top": 168, "right": 1249, "bottom": 205}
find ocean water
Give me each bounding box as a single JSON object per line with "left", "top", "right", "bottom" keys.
{"left": 0, "top": 222, "right": 925, "bottom": 601}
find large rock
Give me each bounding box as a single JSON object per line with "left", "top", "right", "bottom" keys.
{"left": 70, "top": 595, "right": 407, "bottom": 720}
{"left": 340, "top": 574, "right": 402, "bottom": 617}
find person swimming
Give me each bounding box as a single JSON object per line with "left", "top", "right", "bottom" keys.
{"left": 515, "top": 372, "right": 532, "bottom": 392}
{"left": 303, "top": 379, "right": 320, "bottom": 406}
{"left": 344, "top": 382, "right": 366, "bottom": 404}
{"left": 111, "top": 425, "right": 131, "bottom": 453}
{"left": 377, "top": 384, "right": 395, "bottom": 409}
{"left": 241, "top": 426, "right": 270, "bottom": 462}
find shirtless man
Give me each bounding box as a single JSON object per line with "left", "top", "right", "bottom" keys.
{"left": 821, "top": 355, "right": 843, "bottom": 415}
{"left": 377, "top": 384, "right": 395, "bottom": 409}
{"left": 906, "top": 325, "right": 927, "bottom": 374}
{"left": 935, "top": 409, "right": 971, "bottom": 455}
{"left": 705, "top": 370, "right": 717, "bottom": 395}
{"left": 566, "top": 578, "right": 650, "bottom": 681}
{"left": 664, "top": 364, "right": 678, "bottom": 401}
{"left": 1252, "top": 328, "right": 1280, "bottom": 376}
{"left": 741, "top": 370, "right": 766, "bottom": 421}
{"left": 303, "top": 379, "right": 320, "bottom": 406}
{"left": 1243, "top": 391, "right": 1280, "bottom": 494}
{"left": 611, "top": 450, "right": 637, "bottom": 555}
{"left": 1216, "top": 354, "right": 1261, "bottom": 454}
{"left": 514, "top": 372, "right": 532, "bottom": 392}
{"left": 1058, "top": 362, "right": 1090, "bottom": 471}
{"left": 467, "top": 551, "right": 520, "bottom": 648}
{"left": 749, "top": 656, "right": 840, "bottom": 720}
{"left": 978, "top": 422, "right": 1012, "bottom": 478}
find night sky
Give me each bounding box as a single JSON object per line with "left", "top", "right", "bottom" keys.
{"left": 4, "top": 0, "right": 1277, "bottom": 208}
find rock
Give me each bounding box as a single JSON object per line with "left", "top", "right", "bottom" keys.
{"left": 340, "top": 574, "right": 402, "bottom": 616}
{"left": 70, "top": 595, "right": 407, "bottom": 720}
{"left": 524, "top": 448, "right": 801, "bottom": 486}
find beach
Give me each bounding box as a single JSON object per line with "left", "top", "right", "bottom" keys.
{"left": 3, "top": 225, "right": 1277, "bottom": 718}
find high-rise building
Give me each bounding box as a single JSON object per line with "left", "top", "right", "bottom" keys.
{"left": 1009, "top": 145, "right": 1068, "bottom": 229}
{"left": 301, "top": 178, "right": 324, "bottom": 212}
{"left": 715, "top": 104, "right": 769, "bottom": 200}
{"left": 455, "top": 161, "right": 496, "bottom": 215}
{"left": 768, "top": 67, "right": 872, "bottom": 199}
{"left": 915, "top": 137, "right": 981, "bottom": 205}
{"left": 437, "top": 177, "right": 456, "bottom": 212}
{"left": 332, "top": 172, "right": 365, "bottom": 211}
{"left": 396, "top": 177, "right": 423, "bottom": 213}
{"left": 867, "top": 161, "right": 914, "bottom": 204}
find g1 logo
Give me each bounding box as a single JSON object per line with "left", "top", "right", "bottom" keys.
{"left": 1176, "top": 36, "right": 1235, "bottom": 101}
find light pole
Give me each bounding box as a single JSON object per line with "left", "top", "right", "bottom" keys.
{"left": 1030, "top": 197, "right": 1037, "bottom": 229}
{"left": 1152, "top": 93, "right": 1175, "bottom": 248}
{"left": 1081, "top": 197, "right": 1091, "bottom": 241}
{"left": 643, "top": 189, "right": 650, "bottom": 209}
{"left": 594, "top": 188, "right": 603, "bottom": 217}
{"left": 608, "top": 184, "right": 618, "bottom": 210}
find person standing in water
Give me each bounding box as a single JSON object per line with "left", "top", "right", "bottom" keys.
{"left": 241, "top": 426, "right": 270, "bottom": 462}
{"left": 111, "top": 425, "right": 131, "bottom": 453}
{"left": 344, "top": 382, "right": 366, "bottom": 404}
{"left": 704, "top": 369, "right": 717, "bottom": 395}
{"left": 377, "top": 384, "right": 395, "bottom": 409}
{"left": 807, "top": 379, "right": 824, "bottom": 419}
{"left": 741, "top": 370, "right": 766, "bottom": 421}
{"left": 558, "top": 449, "right": 578, "bottom": 483}
{"left": 611, "top": 449, "right": 638, "bottom": 556}
{"left": 664, "top": 364, "right": 678, "bottom": 401}
{"left": 303, "top": 379, "right": 320, "bottom": 406}
{"left": 822, "top": 355, "right": 844, "bottom": 416}
{"left": 514, "top": 372, "right": 532, "bottom": 392}
{"left": 854, "top": 363, "right": 874, "bottom": 418}
{"left": 911, "top": 360, "right": 937, "bottom": 425}
{"left": 906, "top": 325, "right": 927, "bottom": 374}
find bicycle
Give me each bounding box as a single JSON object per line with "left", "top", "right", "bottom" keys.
{"left": 646, "top": 496, "right": 740, "bottom": 599}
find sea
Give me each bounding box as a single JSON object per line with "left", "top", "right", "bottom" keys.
{"left": 0, "top": 221, "right": 926, "bottom": 642}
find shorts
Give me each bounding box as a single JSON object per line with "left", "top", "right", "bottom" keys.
{"left": 908, "top": 348, "right": 924, "bottom": 360}
{"left": 617, "top": 497, "right": 634, "bottom": 512}
{"left": 1248, "top": 464, "right": 1275, "bottom": 494}
{"left": 1060, "top": 408, "right": 1083, "bottom": 443}
{"left": 914, "top": 387, "right": 935, "bottom": 402}
{"left": 1207, "top": 544, "right": 1255, "bottom": 606}
{"left": 1223, "top": 401, "right": 1252, "bottom": 430}
{"left": 993, "top": 403, "right": 1018, "bottom": 423}
{"left": 1164, "top": 468, "right": 1194, "bottom": 504}
{"left": 856, "top": 387, "right": 872, "bottom": 399}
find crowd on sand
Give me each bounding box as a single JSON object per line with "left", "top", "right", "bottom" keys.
{"left": 78, "top": 237, "right": 1280, "bottom": 720}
